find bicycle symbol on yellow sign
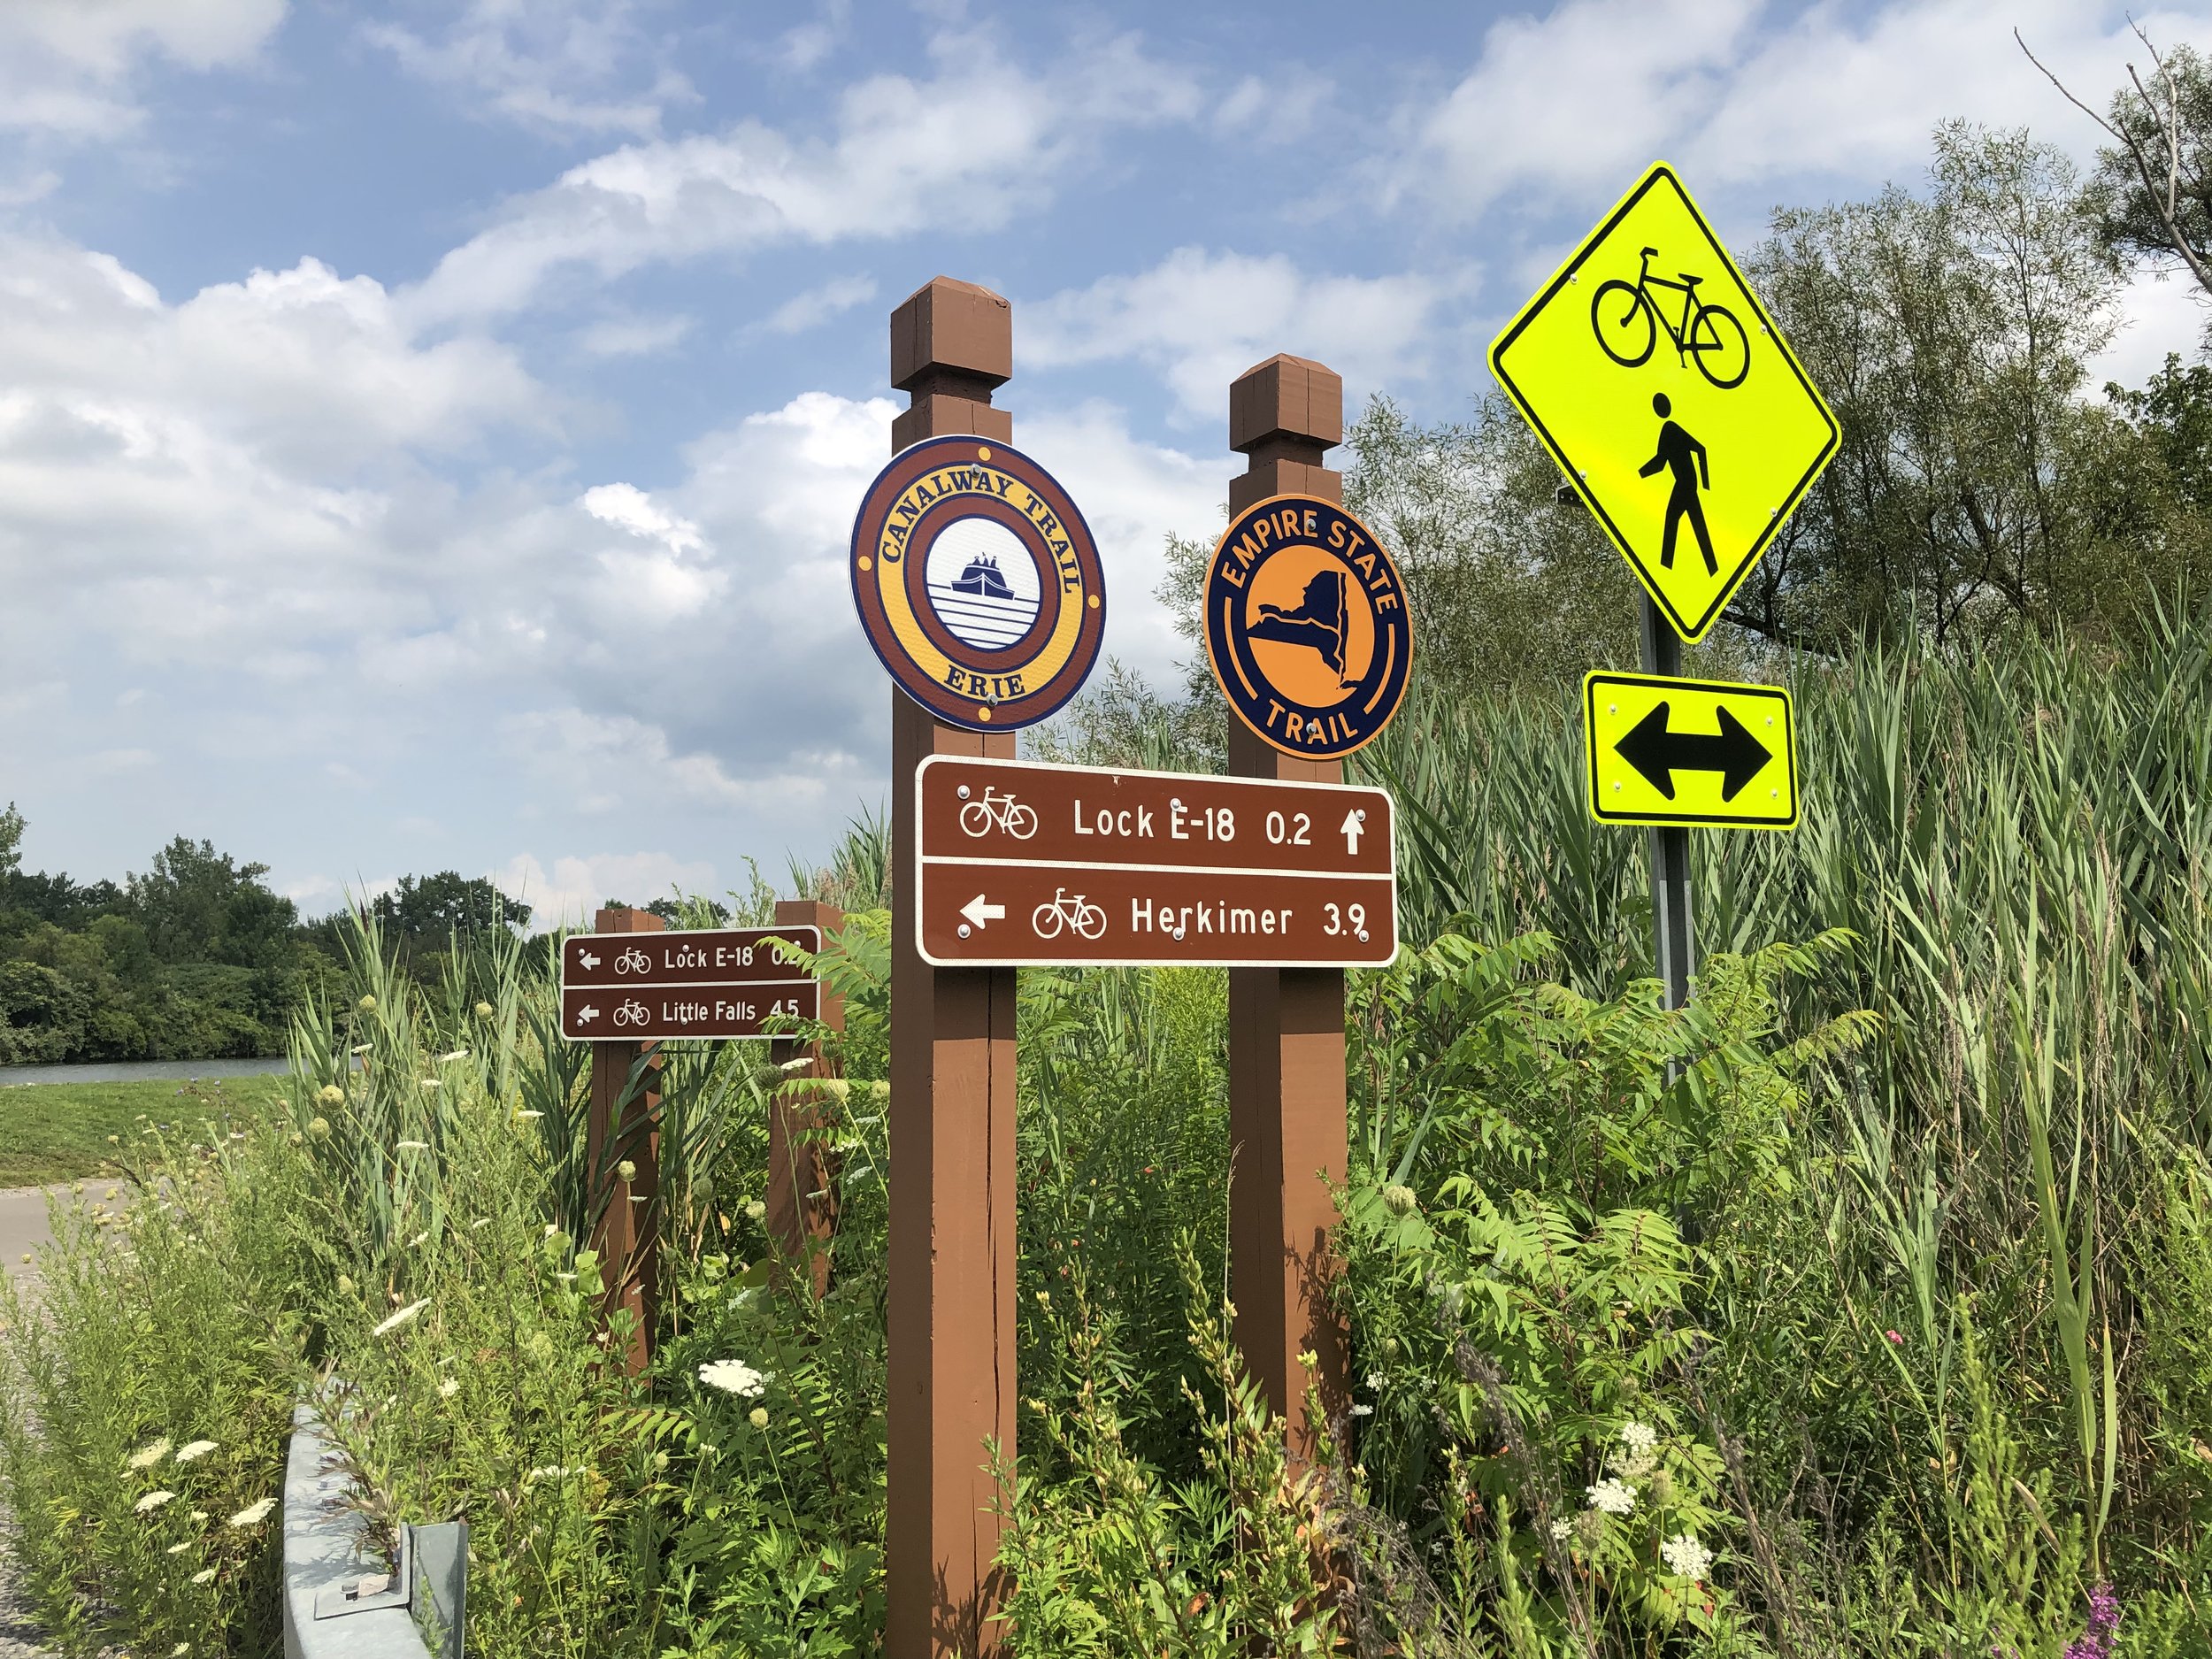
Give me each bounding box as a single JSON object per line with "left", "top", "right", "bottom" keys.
{"left": 1491, "top": 163, "right": 1839, "bottom": 643}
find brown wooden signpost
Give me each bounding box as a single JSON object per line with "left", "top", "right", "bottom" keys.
{"left": 570, "top": 914, "right": 826, "bottom": 1373}
{"left": 1216, "top": 354, "right": 1392, "bottom": 1458}
{"left": 916, "top": 754, "right": 1394, "bottom": 968}
{"left": 872, "top": 278, "right": 1035, "bottom": 1659}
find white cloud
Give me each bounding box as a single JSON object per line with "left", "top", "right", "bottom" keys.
{"left": 362, "top": 0, "right": 695, "bottom": 139}
{"left": 406, "top": 30, "right": 1202, "bottom": 322}
{"left": 1026, "top": 248, "right": 1460, "bottom": 424}
{"left": 496, "top": 849, "right": 721, "bottom": 929}
{"left": 574, "top": 311, "right": 693, "bottom": 357}
{"left": 1402, "top": 0, "right": 2212, "bottom": 222}
{"left": 1018, "top": 403, "right": 1218, "bottom": 687}
{"left": 2093, "top": 265, "right": 2211, "bottom": 390}
{"left": 0, "top": 0, "right": 285, "bottom": 137}
{"left": 755, "top": 274, "right": 878, "bottom": 338}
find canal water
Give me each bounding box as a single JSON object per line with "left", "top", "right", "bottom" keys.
{"left": 0, "top": 1056, "right": 291, "bottom": 1088}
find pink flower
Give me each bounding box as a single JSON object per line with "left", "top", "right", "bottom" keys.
{"left": 1885, "top": 1330, "right": 1903, "bottom": 1345}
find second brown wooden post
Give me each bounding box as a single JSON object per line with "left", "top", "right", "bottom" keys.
{"left": 885, "top": 277, "right": 1018, "bottom": 1658}
{"left": 1225, "top": 354, "right": 1351, "bottom": 1458}
{"left": 588, "top": 904, "right": 664, "bottom": 1375}
{"left": 767, "top": 897, "right": 846, "bottom": 1298}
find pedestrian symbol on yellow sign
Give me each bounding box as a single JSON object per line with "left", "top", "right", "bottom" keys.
{"left": 1490, "top": 163, "right": 1839, "bottom": 644}
{"left": 1640, "top": 394, "right": 1714, "bottom": 575}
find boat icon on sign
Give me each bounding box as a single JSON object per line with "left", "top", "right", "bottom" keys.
{"left": 951, "top": 556, "right": 1016, "bottom": 600}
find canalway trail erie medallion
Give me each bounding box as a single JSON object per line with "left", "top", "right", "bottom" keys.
{"left": 1203, "top": 495, "right": 1412, "bottom": 759}
{"left": 849, "top": 434, "right": 1107, "bottom": 731}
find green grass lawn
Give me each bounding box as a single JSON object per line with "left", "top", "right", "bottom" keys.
{"left": 0, "top": 1077, "right": 288, "bottom": 1187}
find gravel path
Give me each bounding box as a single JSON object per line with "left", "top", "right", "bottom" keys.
{"left": 0, "top": 1553, "right": 54, "bottom": 1659}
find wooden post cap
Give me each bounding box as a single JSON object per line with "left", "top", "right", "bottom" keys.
{"left": 891, "top": 277, "right": 1012, "bottom": 393}
{"left": 1230, "top": 354, "right": 1343, "bottom": 456}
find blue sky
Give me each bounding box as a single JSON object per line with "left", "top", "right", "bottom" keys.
{"left": 0, "top": 0, "right": 2203, "bottom": 923}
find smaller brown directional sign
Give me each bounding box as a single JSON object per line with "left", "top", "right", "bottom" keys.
{"left": 559, "top": 926, "right": 820, "bottom": 1041}
{"left": 917, "top": 756, "right": 1395, "bottom": 968}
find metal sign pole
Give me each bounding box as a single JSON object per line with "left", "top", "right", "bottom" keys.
{"left": 1638, "top": 596, "right": 1695, "bottom": 1010}
{"left": 883, "top": 277, "right": 1018, "bottom": 1659}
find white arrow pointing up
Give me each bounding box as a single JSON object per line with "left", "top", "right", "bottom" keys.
{"left": 579, "top": 950, "right": 601, "bottom": 971}
{"left": 576, "top": 1004, "right": 601, "bottom": 1025}
{"left": 1341, "top": 808, "right": 1367, "bottom": 856}
{"left": 961, "top": 894, "right": 1007, "bottom": 930}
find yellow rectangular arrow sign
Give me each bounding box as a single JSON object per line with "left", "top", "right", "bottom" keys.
{"left": 1583, "top": 671, "right": 1799, "bottom": 829}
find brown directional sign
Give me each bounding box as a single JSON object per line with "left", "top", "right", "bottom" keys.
{"left": 559, "top": 926, "right": 820, "bottom": 1041}
{"left": 916, "top": 756, "right": 1395, "bottom": 968}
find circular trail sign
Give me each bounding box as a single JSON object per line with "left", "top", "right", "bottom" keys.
{"left": 1203, "top": 494, "right": 1413, "bottom": 759}
{"left": 849, "top": 435, "right": 1107, "bottom": 731}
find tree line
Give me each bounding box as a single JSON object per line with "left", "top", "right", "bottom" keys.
{"left": 0, "top": 805, "right": 532, "bottom": 1065}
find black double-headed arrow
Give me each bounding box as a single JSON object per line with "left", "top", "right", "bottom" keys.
{"left": 1615, "top": 702, "right": 1772, "bottom": 801}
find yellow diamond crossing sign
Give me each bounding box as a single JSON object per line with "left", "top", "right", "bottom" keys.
{"left": 1584, "top": 672, "right": 1799, "bottom": 829}
{"left": 1491, "top": 163, "right": 1838, "bottom": 643}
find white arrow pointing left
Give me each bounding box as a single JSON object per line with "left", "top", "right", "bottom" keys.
{"left": 576, "top": 1003, "right": 601, "bottom": 1025}
{"left": 579, "top": 950, "right": 601, "bottom": 971}
{"left": 961, "top": 895, "right": 1007, "bottom": 930}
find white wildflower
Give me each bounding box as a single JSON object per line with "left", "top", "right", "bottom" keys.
{"left": 173, "top": 1644, "right": 193, "bottom": 1655}
{"left": 1349, "top": 1403, "right": 1374, "bottom": 1417}
{"left": 1585, "top": 1477, "right": 1637, "bottom": 1516}
{"left": 135, "top": 1489, "right": 176, "bottom": 1513}
{"left": 779, "top": 1056, "right": 813, "bottom": 1071}
{"left": 127, "top": 1437, "right": 173, "bottom": 1471}
{"left": 373, "top": 1298, "right": 429, "bottom": 1337}
{"left": 188, "top": 1511, "right": 207, "bottom": 1524}
{"left": 396, "top": 1141, "right": 428, "bottom": 1152}
{"left": 436, "top": 1049, "right": 469, "bottom": 1064}
{"left": 1365, "top": 1371, "right": 1385, "bottom": 1391}
{"left": 1549, "top": 1517, "right": 1574, "bottom": 1542}
{"left": 1620, "top": 1420, "right": 1658, "bottom": 1454}
{"left": 409, "top": 1231, "right": 430, "bottom": 1248}
{"left": 748, "top": 1407, "right": 769, "bottom": 1430}
{"left": 438, "top": 1378, "right": 459, "bottom": 1399}
{"left": 189, "top": 1567, "right": 215, "bottom": 1584}
{"left": 515, "top": 1110, "right": 544, "bottom": 1122}
{"left": 166, "top": 1541, "right": 191, "bottom": 1555}
{"left": 526, "top": 1465, "right": 581, "bottom": 1482}
{"left": 173, "top": 1440, "right": 218, "bottom": 1464}
{"left": 697, "top": 1358, "right": 764, "bottom": 1399}
{"left": 419, "top": 1079, "right": 441, "bottom": 1090}
{"left": 472, "top": 1217, "right": 490, "bottom": 1229}
{"left": 1661, "top": 1532, "right": 1714, "bottom": 1580}
{"left": 228, "top": 1497, "right": 275, "bottom": 1528}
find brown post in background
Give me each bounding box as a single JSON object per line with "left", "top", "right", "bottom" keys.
{"left": 886, "top": 277, "right": 1018, "bottom": 1658}
{"left": 588, "top": 905, "right": 665, "bottom": 1376}
{"left": 768, "top": 898, "right": 846, "bottom": 1298}
{"left": 1225, "top": 355, "right": 1351, "bottom": 1458}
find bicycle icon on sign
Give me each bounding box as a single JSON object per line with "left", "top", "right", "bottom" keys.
{"left": 613, "top": 946, "right": 652, "bottom": 976}
{"left": 1590, "top": 246, "right": 1750, "bottom": 389}
{"left": 958, "top": 785, "right": 1038, "bottom": 840}
{"left": 1030, "top": 887, "right": 1107, "bottom": 941}
{"left": 612, "top": 997, "right": 650, "bottom": 1028}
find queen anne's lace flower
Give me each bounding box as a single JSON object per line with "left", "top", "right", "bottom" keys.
{"left": 1585, "top": 1477, "right": 1637, "bottom": 1515}
{"left": 1548, "top": 1517, "right": 1574, "bottom": 1541}
{"left": 699, "top": 1358, "right": 764, "bottom": 1398}
{"left": 1620, "top": 1420, "right": 1658, "bottom": 1454}
{"left": 135, "top": 1490, "right": 176, "bottom": 1513}
{"left": 173, "top": 1440, "right": 217, "bottom": 1464}
{"left": 228, "top": 1497, "right": 276, "bottom": 1529}
{"left": 1662, "top": 1532, "right": 1714, "bottom": 1580}
{"left": 127, "top": 1437, "right": 173, "bottom": 1471}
